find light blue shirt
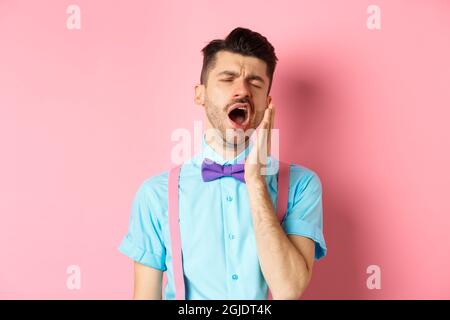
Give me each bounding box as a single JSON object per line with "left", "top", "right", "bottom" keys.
{"left": 118, "top": 134, "right": 327, "bottom": 299}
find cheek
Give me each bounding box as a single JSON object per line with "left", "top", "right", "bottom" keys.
{"left": 251, "top": 109, "right": 265, "bottom": 126}
{"left": 207, "top": 87, "right": 229, "bottom": 108}
{"left": 254, "top": 100, "right": 269, "bottom": 116}
{"left": 205, "top": 96, "right": 225, "bottom": 120}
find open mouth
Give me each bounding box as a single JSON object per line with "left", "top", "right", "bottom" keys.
{"left": 227, "top": 103, "right": 250, "bottom": 128}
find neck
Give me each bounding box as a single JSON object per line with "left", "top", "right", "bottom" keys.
{"left": 204, "top": 129, "right": 250, "bottom": 161}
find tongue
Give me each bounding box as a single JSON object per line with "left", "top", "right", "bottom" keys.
{"left": 234, "top": 115, "right": 245, "bottom": 125}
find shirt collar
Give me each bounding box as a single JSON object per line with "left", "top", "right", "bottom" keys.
{"left": 192, "top": 133, "right": 254, "bottom": 167}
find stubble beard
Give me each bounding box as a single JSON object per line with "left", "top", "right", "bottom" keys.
{"left": 204, "top": 99, "right": 250, "bottom": 152}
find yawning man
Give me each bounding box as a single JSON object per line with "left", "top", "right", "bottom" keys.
{"left": 118, "top": 27, "right": 327, "bottom": 300}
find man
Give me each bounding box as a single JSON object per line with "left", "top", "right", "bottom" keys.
{"left": 118, "top": 27, "right": 327, "bottom": 300}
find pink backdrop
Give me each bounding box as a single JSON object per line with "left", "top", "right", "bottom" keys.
{"left": 1, "top": 0, "right": 449, "bottom": 299}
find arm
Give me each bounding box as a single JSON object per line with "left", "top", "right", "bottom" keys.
{"left": 247, "top": 178, "right": 315, "bottom": 300}
{"left": 244, "top": 102, "right": 315, "bottom": 299}
{"left": 133, "top": 261, "right": 163, "bottom": 300}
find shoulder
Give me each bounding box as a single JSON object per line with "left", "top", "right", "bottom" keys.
{"left": 134, "top": 158, "right": 199, "bottom": 199}
{"left": 133, "top": 170, "right": 170, "bottom": 210}
{"left": 287, "top": 163, "right": 323, "bottom": 195}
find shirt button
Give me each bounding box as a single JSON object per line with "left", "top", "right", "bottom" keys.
{"left": 226, "top": 195, "right": 233, "bottom": 202}
{"left": 229, "top": 233, "right": 235, "bottom": 240}
{"left": 232, "top": 274, "right": 239, "bottom": 280}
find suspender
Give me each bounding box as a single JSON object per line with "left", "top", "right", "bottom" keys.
{"left": 168, "top": 164, "right": 184, "bottom": 300}
{"left": 166, "top": 161, "right": 290, "bottom": 300}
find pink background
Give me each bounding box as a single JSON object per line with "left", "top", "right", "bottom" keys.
{"left": 1, "top": 0, "right": 449, "bottom": 299}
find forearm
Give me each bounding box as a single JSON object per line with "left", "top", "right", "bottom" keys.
{"left": 246, "top": 177, "right": 311, "bottom": 299}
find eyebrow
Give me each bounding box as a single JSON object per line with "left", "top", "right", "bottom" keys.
{"left": 216, "top": 70, "right": 266, "bottom": 84}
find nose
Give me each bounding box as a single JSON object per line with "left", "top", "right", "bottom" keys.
{"left": 232, "top": 78, "right": 252, "bottom": 101}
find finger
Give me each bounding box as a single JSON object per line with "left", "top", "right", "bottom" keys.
{"left": 247, "top": 107, "right": 271, "bottom": 167}
{"left": 260, "top": 105, "right": 271, "bottom": 130}
{"left": 258, "top": 106, "right": 271, "bottom": 165}
{"left": 268, "top": 104, "right": 275, "bottom": 155}
{"left": 270, "top": 103, "right": 275, "bottom": 130}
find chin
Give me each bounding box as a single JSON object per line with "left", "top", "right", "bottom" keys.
{"left": 222, "top": 131, "right": 247, "bottom": 146}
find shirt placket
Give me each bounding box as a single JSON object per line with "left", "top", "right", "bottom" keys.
{"left": 220, "top": 176, "right": 241, "bottom": 298}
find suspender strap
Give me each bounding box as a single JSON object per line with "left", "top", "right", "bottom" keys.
{"left": 168, "top": 161, "right": 290, "bottom": 300}
{"left": 168, "top": 164, "right": 184, "bottom": 300}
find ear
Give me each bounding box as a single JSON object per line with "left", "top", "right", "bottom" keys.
{"left": 194, "top": 84, "right": 206, "bottom": 106}
{"left": 266, "top": 95, "right": 272, "bottom": 106}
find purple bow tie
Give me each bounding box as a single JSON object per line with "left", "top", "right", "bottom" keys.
{"left": 201, "top": 158, "right": 246, "bottom": 183}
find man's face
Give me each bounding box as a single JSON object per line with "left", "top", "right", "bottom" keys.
{"left": 195, "top": 51, "right": 272, "bottom": 147}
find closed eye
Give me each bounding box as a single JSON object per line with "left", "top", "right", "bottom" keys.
{"left": 219, "top": 78, "right": 262, "bottom": 88}
{"left": 249, "top": 81, "right": 262, "bottom": 88}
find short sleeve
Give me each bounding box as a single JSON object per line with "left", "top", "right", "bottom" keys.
{"left": 281, "top": 167, "right": 327, "bottom": 260}
{"left": 118, "top": 180, "right": 167, "bottom": 271}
